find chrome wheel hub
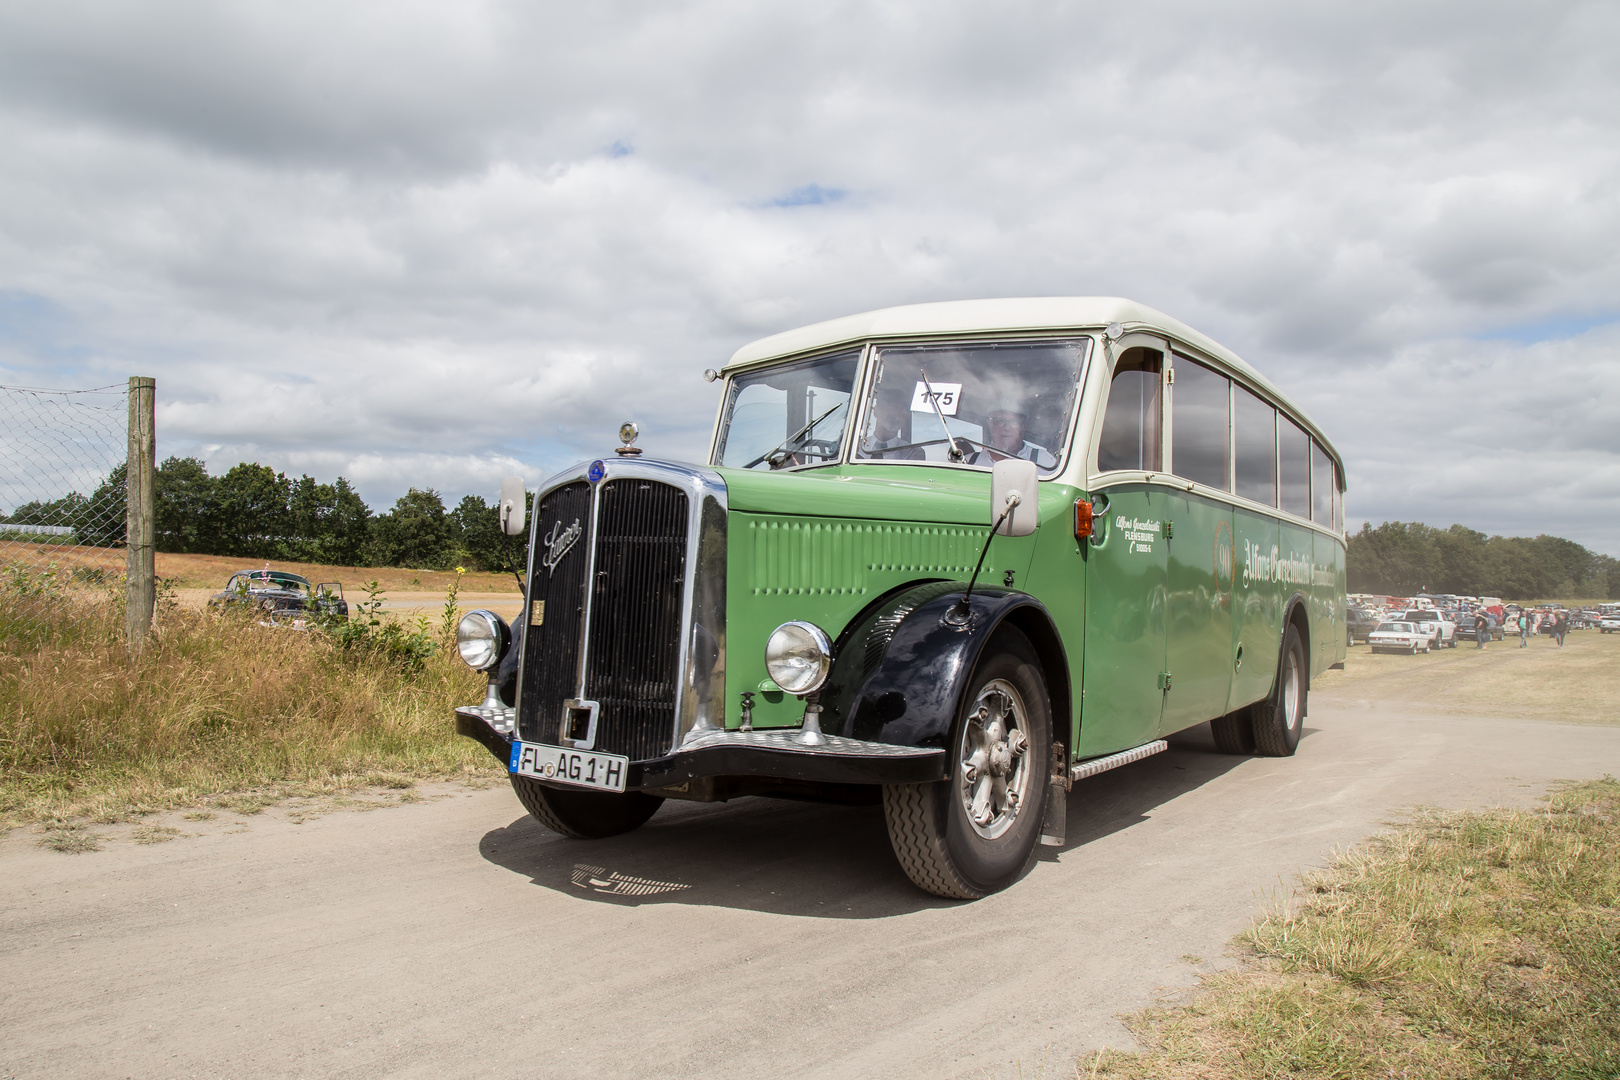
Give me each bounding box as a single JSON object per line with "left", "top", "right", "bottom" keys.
{"left": 958, "top": 680, "right": 1031, "bottom": 840}
{"left": 1283, "top": 649, "right": 1302, "bottom": 731}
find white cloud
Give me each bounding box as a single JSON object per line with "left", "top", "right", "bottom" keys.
{"left": 0, "top": 0, "right": 1616, "bottom": 550}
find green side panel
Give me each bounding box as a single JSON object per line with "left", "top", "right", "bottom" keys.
{"left": 1312, "top": 531, "right": 1348, "bottom": 676}
{"left": 725, "top": 510, "right": 1037, "bottom": 730}
{"left": 1162, "top": 492, "right": 1235, "bottom": 735}
{"left": 1333, "top": 536, "right": 1347, "bottom": 665}
{"left": 1230, "top": 509, "right": 1282, "bottom": 710}
{"left": 1277, "top": 518, "right": 1319, "bottom": 663}
{"left": 719, "top": 464, "right": 993, "bottom": 524}
{"left": 1080, "top": 484, "right": 1168, "bottom": 757}
{"left": 1016, "top": 484, "right": 1087, "bottom": 757}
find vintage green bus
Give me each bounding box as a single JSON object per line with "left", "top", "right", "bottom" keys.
{"left": 453, "top": 297, "right": 1348, "bottom": 899}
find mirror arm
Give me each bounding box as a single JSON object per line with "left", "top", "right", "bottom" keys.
{"left": 948, "top": 492, "right": 1021, "bottom": 624}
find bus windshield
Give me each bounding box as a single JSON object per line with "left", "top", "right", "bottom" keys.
{"left": 714, "top": 349, "right": 863, "bottom": 470}
{"left": 855, "top": 338, "right": 1089, "bottom": 475}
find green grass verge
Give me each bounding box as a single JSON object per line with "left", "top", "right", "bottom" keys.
{"left": 1, "top": 598, "right": 502, "bottom": 827}
{"left": 1091, "top": 778, "right": 1620, "bottom": 1080}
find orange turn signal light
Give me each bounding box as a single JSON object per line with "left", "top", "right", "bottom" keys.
{"left": 1074, "top": 499, "right": 1094, "bottom": 539}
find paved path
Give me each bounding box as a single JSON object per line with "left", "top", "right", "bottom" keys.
{"left": 5, "top": 700, "right": 1620, "bottom": 1080}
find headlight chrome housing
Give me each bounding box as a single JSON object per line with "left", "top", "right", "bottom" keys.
{"left": 456, "top": 609, "right": 510, "bottom": 672}
{"left": 764, "top": 620, "right": 832, "bottom": 695}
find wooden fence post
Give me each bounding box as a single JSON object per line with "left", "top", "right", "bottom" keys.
{"left": 125, "top": 376, "right": 156, "bottom": 652}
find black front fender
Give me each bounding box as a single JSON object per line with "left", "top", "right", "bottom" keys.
{"left": 818, "top": 582, "right": 1064, "bottom": 753}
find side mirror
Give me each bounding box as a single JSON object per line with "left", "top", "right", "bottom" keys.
{"left": 991, "top": 458, "right": 1039, "bottom": 537}
{"left": 498, "top": 476, "right": 527, "bottom": 537}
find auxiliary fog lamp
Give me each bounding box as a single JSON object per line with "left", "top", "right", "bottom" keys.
{"left": 456, "top": 609, "right": 510, "bottom": 672}
{"left": 764, "top": 620, "right": 832, "bottom": 695}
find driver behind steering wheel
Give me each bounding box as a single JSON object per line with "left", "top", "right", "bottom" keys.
{"left": 971, "top": 402, "right": 1055, "bottom": 468}
{"left": 860, "top": 392, "right": 925, "bottom": 460}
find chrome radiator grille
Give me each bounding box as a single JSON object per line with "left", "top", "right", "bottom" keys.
{"left": 517, "top": 476, "right": 692, "bottom": 761}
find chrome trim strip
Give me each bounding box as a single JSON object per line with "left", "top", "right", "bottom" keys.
{"left": 677, "top": 727, "right": 944, "bottom": 760}
{"left": 572, "top": 481, "right": 605, "bottom": 698}
{"left": 1069, "top": 739, "right": 1167, "bottom": 782}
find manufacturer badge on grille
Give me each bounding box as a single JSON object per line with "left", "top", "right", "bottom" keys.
{"left": 530, "top": 600, "right": 546, "bottom": 626}
{"left": 541, "top": 518, "right": 582, "bottom": 577}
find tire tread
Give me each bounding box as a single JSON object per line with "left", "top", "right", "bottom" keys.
{"left": 881, "top": 784, "right": 983, "bottom": 900}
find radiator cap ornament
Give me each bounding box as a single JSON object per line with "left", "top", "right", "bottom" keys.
{"left": 587, "top": 460, "right": 605, "bottom": 484}
{"left": 616, "top": 421, "right": 642, "bottom": 457}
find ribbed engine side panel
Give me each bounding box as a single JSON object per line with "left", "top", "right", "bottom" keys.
{"left": 584, "top": 479, "right": 689, "bottom": 761}
{"left": 518, "top": 481, "right": 592, "bottom": 744}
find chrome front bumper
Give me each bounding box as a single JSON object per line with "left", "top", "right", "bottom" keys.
{"left": 454, "top": 706, "right": 946, "bottom": 788}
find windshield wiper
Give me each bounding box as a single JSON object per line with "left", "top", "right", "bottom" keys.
{"left": 920, "top": 369, "right": 966, "bottom": 462}
{"left": 745, "top": 400, "right": 846, "bottom": 469}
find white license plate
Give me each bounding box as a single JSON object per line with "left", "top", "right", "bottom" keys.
{"left": 509, "top": 741, "right": 628, "bottom": 793}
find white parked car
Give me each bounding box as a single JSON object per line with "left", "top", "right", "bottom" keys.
{"left": 1601, "top": 614, "right": 1620, "bottom": 634}
{"left": 1368, "top": 620, "right": 1431, "bottom": 655}
{"left": 1401, "top": 608, "right": 1457, "bottom": 648}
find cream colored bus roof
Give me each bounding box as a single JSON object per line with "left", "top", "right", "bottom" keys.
{"left": 724, "top": 297, "right": 1343, "bottom": 469}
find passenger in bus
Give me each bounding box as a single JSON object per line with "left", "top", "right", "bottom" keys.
{"left": 976, "top": 404, "right": 1056, "bottom": 468}
{"left": 860, "top": 392, "right": 925, "bottom": 460}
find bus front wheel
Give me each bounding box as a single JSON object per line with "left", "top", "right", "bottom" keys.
{"left": 1253, "top": 624, "right": 1306, "bottom": 757}
{"left": 882, "top": 626, "right": 1051, "bottom": 900}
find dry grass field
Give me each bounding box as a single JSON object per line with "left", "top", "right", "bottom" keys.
{"left": 1089, "top": 631, "right": 1620, "bottom": 1080}
{"left": 1092, "top": 777, "right": 1620, "bottom": 1080}
{"left": 0, "top": 600, "right": 495, "bottom": 829}
{"left": 2, "top": 541, "right": 523, "bottom": 593}
{"left": 151, "top": 550, "right": 523, "bottom": 592}
{"left": 1314, "top": 628, "right": 1620, "bottom": 725}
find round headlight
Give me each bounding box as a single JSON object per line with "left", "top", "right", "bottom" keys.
{"left": 456, "top": 610, "right": 509, "bottom": 672}
{"left": 764, "top": 620, "right": 832, "bottom": 695}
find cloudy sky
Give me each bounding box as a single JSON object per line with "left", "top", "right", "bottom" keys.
{"left": 1, "top": 0, "right": 1616, "bottom": 552}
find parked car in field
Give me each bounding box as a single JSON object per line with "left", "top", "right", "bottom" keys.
{"left": 1400, "top": 608, "right": 1457, "bottom": 648}
{"left": 1601, "top": 613, "right": 1620, "bottom": 634}
{"left": 208, "top": 569, "right": 348, "bottom": 624}
{"left": 1346, "top": 606, "right": 1381, "bottom": 645}
{"left": 1368, "top": 620, "right": 1430, "bottom": 654}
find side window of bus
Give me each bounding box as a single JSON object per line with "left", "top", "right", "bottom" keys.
{"left": 1171, "top": 355, "right": 1229, "bottom": 490}
{"left": 1333, "top": 464, "right": 1344, "bottom": 531}
{"left": 1279, "top": 416, "right": 1311, "bottom": 518}
{"left": 1311, "top": 442, "right": 1333, "bottom": 526}
{"left": 1233, "top": 383, "right": 1276, "bottom": 506}
{"left": 1097, "top": 347, "right": 1162, "bottom": 472}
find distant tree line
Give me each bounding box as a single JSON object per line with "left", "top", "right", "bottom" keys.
{"left": 2, "top": 458, "right": 532, "bottom": 574}
{"left": 1348, "top": 522, "right": 1619, "bottom": 600}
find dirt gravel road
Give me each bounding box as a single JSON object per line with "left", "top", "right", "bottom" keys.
{"left": 6, "top": 695, "right": 1620, "bottom": 1080}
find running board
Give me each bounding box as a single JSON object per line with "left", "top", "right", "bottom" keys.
{"left": 1070, "top": 739, "right": 1168, "bottom": 783}
{"left": 1040, "top": 739, "right": 1171, "bottom": 848}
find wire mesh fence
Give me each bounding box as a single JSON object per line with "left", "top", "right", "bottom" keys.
{"left": 1, "top": 383, "right": 130, "bottom": 648}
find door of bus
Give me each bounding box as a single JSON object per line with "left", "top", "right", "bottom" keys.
{"left": 1162, "top": 490, "right": 1235, "bottom": 735}
{"left": 1081, "top": 338, "right": 1170, "bottom": 756}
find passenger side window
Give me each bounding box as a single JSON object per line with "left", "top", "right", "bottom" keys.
{"left": 1170, "top": 355, "right": 1229, "bottom": 490}
{"left": 1233, "top": 383, "right": 1276, "bottom": 506}
{"left": 1333, "top": 465, "right": 1343, "bottom": 531}
{"left": 1097, "top": 347, "right": 1161, "bottom": 472}
{"left": 1278, "top": 416, "right": 1311, "bottom": 518}
{"left": 1311, "top": 442, "right": 1333, "bottom": 526}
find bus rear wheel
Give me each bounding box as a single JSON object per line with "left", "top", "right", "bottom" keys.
{"left": 510, "top": 775, "right": 664, "bottom": 839}
{"left": 1253, "top": 624, "right": 1306, "bottom": 757}
{"left": 882, "top": 626, "right": 1051, "bottom": 900}
{"left": 1210, "top": 710, "right": 1256, "bottom": 754}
